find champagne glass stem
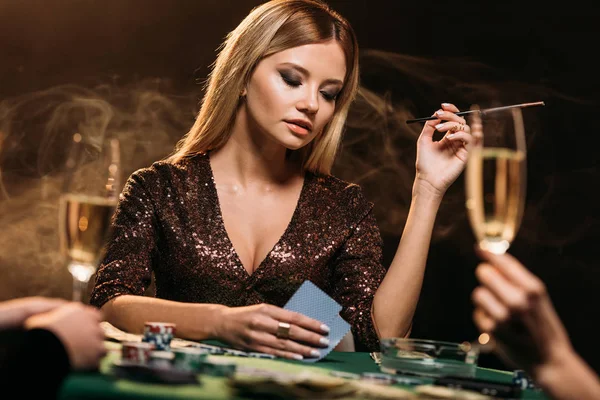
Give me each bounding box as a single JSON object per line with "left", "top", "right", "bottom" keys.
{"left": 68, "top": 261, "right": 96, "bottom": 303}
{"left": 72, "top": 277, "right": 86, "bottom": 302}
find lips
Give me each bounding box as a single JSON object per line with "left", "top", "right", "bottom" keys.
{"left": 285, "top": 119, "right": 313, "bottom": 136}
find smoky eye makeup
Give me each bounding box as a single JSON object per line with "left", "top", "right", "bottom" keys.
{"left": 320, "top": 89, "right": 339, "bottom": 101}
{"left": 278, "top": 66, "right": 342, "bottom": 100}
{"left": 279, "top": 70, "right": 302, "bottom": 87}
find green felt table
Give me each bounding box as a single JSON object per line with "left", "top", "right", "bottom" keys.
{"left": 57, "top": 342, "right": 548, "bottom": 399}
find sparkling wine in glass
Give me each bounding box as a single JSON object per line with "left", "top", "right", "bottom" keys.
{"left": 465, "top": 106, "right": 527, "bottom": 255}
{"left": 59, "top": 133, "right": 121, "bottom": 302}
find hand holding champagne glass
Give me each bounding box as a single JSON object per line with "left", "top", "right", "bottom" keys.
{"left": 465, "top": 106, "right": 527, "bottom": 255}
{"left": 59, "top": 133, "right": 121, "bottom": 302}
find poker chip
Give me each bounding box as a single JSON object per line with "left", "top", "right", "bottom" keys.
{"left": 142, "top": 322, "right": 176, "bottom": 351}
{"left": 172, "top": 347, "right": 208, "bottom": 371}
{"left": 149, "top": 350, "right": 175, "bottom": 368}
{"left": 121, "top": 341, "right": 155, "bottom": 364}
{"left": 512, "top": 369, "right": 539, "bottom": 390}
{"left": 144, "top": 321, "right": 176, "bottom": 335}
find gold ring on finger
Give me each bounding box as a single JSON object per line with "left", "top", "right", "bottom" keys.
{"left": 276, "top": 322, "right": 291, "bottom": 339}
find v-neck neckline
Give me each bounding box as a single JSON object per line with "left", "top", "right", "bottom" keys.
{"left": 203, "top": 152, "right": 310, "bottom": 279}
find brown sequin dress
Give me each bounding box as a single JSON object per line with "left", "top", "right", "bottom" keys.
{"left": 90, "top": 153, "right": 386, "bottom": 351}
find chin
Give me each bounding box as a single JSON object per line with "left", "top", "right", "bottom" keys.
{"left": 283, "top": 142, "right": 306, "bottom": 151}
{"left": 275, "top": 135, "right": 312, "bottom": 151}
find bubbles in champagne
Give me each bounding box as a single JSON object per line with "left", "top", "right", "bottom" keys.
{"left": 466, "top": 148, "right": 526, "bottom": 254}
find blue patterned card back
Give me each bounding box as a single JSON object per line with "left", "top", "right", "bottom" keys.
{"left": 283, "top": 280, "right": 350, "bottom": 362}
{"left": 284, "top": 280, "right": 341, "bottom": 327}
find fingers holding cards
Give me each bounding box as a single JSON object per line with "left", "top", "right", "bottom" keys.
{"left": 283, "top": 281, "right": 351, "bottom": 363}
{"left": 217, "top": 281, "right": 350, "bottom": 362}
{"left": 265, "top": 306, "right": 330, "bottom": 337}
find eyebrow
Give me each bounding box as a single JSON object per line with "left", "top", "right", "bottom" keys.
{"left": 278, "top": 63, "right": 344, "bottom": 86}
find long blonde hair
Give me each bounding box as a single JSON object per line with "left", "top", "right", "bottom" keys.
{"left": 167, "top": 0, "right": 359, "bottom": 174}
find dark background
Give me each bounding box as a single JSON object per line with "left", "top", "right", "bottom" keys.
{"left": 1, "top": 0, "right": 599, "bottom": 373}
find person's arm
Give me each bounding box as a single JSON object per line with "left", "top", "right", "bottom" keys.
{"left": 0, "top": 296, "right": 70, "bottom": 393}
{"left": 0, "top": 328, "right": 70, "bottom": 398}
{"left": 330, "top": 203, "right": 386, "bottom": 351}
{"left": 472, "top": 249, "right": 600, "bottom": 400}
{"left": 534, "top": 348, "right": 600, "bottom": 400}
{"left": 371, "top": 180, "right": 442, "bottom": 339}
{"left": 0, "top": 301, "right": 106, "bottom": 398}
{"left": 372, "top": 103, "right": 472, "bottom": 338}
{"left": 105, "top": 294, "right": 332, "bottom": 360}
{"left": 84, "top": 168, "right": 220, "bottom": 334}
{"left": 90, "top": 169, "right": 158, "bottom": 314}
{"left": 101, "top": 295, "right": 225, "bottom": 339}
{"left": 0, "top": 297, "right": 67, "bottom": 330}
{"left": 91, "top": 170, "right": 230, "bottom": 339}
{"left": 23, "top": 302, "right": 106, "bottom": 370}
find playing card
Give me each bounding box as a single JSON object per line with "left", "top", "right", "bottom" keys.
{"left": 304, "top": 314, "right": 350, "bottom": 362}
{"left": 284, "top": 280, "right": 341, "bottom": 328}
{"left": 283, "top": 280, "right": 351, "bottom": 362}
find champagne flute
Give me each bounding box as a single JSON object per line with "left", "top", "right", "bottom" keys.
{"left": 465, "top": 105, "right": 527, "bottom": 255}
{"left": 58, "top": 133, "right": 121, "bottom": 302}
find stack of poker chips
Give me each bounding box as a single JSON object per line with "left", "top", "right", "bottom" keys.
{"left": 172, "top": 347, "right": 208, "bottom": 371}
{"left": 121, "top": 341, "right": 155, "bottom": 364}
{"left": 149, "top": 350, "right": 175, "bottom": 368}
{"left": 142, "top": 322, "right": 176, "bottom": 351}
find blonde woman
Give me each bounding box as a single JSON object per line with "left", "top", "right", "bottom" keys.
{"left": 91, "top": 0, "right": 472, "bottom": 359}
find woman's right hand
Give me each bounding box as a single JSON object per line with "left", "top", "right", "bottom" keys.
{"left": 214, "top": 303, "right": 330, "bottom": 360}
{"left": 471, "top": 249, "right": 573, "bottom": 376}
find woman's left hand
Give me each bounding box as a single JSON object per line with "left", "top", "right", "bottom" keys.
{"left": 414, "top": 102, "right": 473, "bottom": 197}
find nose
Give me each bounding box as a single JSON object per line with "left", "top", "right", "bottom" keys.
{"left": 296, "top": 88, "right": 319, "bottom": 115}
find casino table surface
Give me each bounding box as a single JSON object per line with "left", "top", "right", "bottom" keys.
{"left": 57, "top": 341, "right": 549, "bottom": 399}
